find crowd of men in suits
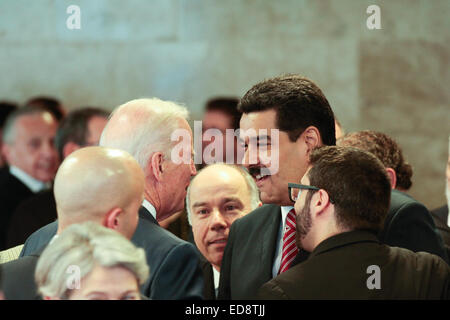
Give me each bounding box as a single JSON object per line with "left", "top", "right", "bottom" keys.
{"left": 0, "top": 75, "right": 449, "bottom": 300}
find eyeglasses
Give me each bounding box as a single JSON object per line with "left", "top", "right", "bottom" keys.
{"left": 288, "top": 183, "right": 335, "bottom": 205}
{"left": 288, "top": 183, "right": 320, "bottom": 203}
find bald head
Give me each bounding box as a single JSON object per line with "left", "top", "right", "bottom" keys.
{"left": 54, "top": 146, "right": 145, "bottom": 238}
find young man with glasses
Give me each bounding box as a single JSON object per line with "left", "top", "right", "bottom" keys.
{"left": 258, "top": 146, "right": 450, "bottom": 299}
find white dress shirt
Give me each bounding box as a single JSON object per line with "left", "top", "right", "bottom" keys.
{"left": 142, "top": 199, "right": 157, "bottom": 221}
{"left": 272, "top": 205, "right": 294, "bottom": 277}
{"left": 212, "top": 266, "right": 220, "bottom": 298}
{"left": 9, "top": 166, "right": 50, "bottom": 193}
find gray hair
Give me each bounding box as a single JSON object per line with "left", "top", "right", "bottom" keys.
{"left": 186, "top": 164, "right": 260, "bottom": 225}
{"left": 35, "top": 222, "right": 149, "bottom": 299}
{"left": 99, "top": 98, "right": 189, "bottom": 169}
{"left": 3, "top": 105, "right": 54, "bottom": 145}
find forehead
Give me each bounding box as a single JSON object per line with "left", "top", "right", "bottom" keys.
{"left": 190, "top": 167, "right": 249, "bottom": 202}
{"left": 240, "top": 109, "right": 277, "bottom": 132}
{"left": 203, "top": 110, "right": 233, "bottom": 129}
{"left": 15, "top": 113, "right": 57, "bottom": 135}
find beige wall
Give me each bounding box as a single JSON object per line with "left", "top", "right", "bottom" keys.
{"left": 0, "top": 0, "right": 448, "bottom": 209}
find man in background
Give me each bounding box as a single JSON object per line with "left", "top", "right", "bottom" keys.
{"left": 0, "top": 106, "right": 59, "bottom": 250}
{"left": 431, "top": 136, "right": 450, "bottom": 258}
{"left": 6, "top": 107, "right": 109, "bottom": 248}
{"left": 338, "top": 130, "right": 448, "bottom": 263}
{"left": 187, "top": 164, "right": 261, "bottom": 299}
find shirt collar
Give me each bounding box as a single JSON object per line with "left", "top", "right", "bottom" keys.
{"left": 212, "top": 267, "right": 220, "bottom": 298}
{"left": 9, "top": 166, "right": 50, "bottom": 193}
{"left": 142, "top": 199, "right": 157, "bottom": 221}
{"left": 281, "top": 205, "right": 294, "bottom": 227}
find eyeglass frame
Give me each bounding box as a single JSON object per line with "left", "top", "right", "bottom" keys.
{"left": 288, "top": 183, "right": 335, "bottom": 204}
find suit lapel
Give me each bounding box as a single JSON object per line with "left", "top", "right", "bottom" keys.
{"left": 260, "top": 204, "right": 281, "bottom": 279}
{"left": 139, "top": 206, "right": 159, "bottom": 226}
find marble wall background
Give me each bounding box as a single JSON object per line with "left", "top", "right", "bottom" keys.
{"left": 0, "top": 0, "right": 448, "bottom": 209}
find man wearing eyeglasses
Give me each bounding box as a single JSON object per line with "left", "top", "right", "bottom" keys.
{"left": 258, "top": 146, "right": 450, "bottom": 299}
{"left": 218, "top": 75, "right": 336, "bottom": 300}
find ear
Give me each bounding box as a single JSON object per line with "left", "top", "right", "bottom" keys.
{"left": 385, "top": 168, "right": 397, "bottom": 190}
{"left": 62, "top": 142, "right": 81, "bottom": 159}
{"left": 310, "top": 189, "right": 332, "bottom": 218}
{"left": 302, "top": 126, "right": 321, "bottom": 155}
{"left": 149, "top": 152, "right": 165, "bottom": 182}
{"left": 103, "top": 207, "right": 123, "bottom": 231}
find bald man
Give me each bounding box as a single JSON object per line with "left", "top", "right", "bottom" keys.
{"left": 0, "top": 146, "right": 145, "bottom": 300}
{"left": 186, "top": 164, "right": 261, "bottom": 299}
{"left": 6, "top": 107, "right": 110, "bottom": 248}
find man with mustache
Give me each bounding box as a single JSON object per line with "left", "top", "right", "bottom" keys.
{"left": 218, "top": 74, "right": 336, "bottom": 299}
{"left": 258, "top": 146, "right": 450, "bottom": 299}
{"left": 186, "top": 164, "right": 261, "bottom": 299}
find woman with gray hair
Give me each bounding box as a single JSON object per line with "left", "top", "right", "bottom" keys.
{"left": 35, "top": 222, "right": 149, "bottom": 300}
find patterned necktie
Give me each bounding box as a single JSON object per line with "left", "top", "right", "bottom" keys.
{"left": 278, "top": 209, "right": 298, "bottom": 274}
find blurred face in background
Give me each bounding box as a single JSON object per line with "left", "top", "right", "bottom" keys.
{"left": 2, "top": 112, "right": 59, "bottom": 182}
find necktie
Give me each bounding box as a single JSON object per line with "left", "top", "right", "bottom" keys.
{"left": 278, "top": 209, "right": 298, "bottom": 274}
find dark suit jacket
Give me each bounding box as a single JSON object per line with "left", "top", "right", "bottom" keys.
{"left": 379, "top": 190, "right": 448, "bottom": 263}
{"left": 199, "top": 255, "right": 216, "bottom": 300}
{"left": 258, "top": 230, "right": 450, "bottom": 299}
{"left": 218, "top": 204, "right": 281, "bottom": 300}
{"left": 1, "top": 248, "right": 43, "bottom": 300}
{"left": 0, "top": 167, "right": 34, "bottom": 250}
{"left": 18, "top": 207, "right": 204, "bottom": 300}
{"left": 6, "top": 189, "right": 57, "bottom": 248}
{"left": 431, "top": 205, "right": 450, "bottom": 259}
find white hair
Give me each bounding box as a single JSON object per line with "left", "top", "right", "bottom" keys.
{"left": 35, "top": 222, "right": 149, "bottom": 299}
{"left": 99, "top": 98, "right": 189, "bottom": 169}
{"left": 186, "top": 164, "right": 260, "bottom": 225}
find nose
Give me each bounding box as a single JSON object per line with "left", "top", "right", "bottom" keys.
{"left": 210, "top": 209, "right": 227, "bottom": 231}
{"left": 243, "top": 144, "right": 260, "bottom": 169}
{"left": 41, "top": 141, "right": 57, "bottom": 160}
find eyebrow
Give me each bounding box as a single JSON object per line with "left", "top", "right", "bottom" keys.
{"left": 222, "top": 197, "right": 243, "bottom": 204}
{"left": 192, "top": 202, "right": 208, "bottom": 208}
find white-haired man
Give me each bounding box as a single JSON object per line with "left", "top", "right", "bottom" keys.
{"left": 186, "top": 164, "right": 261, "bottom": 299}
{"left": 19, "top": 98, "right": 204, "bottom": 300}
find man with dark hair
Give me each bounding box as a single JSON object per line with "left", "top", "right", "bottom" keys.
{"left": 5, "top": 107, "right": 109, "bottom": 248}
{"left": 258, "top": 146, "right": 450, "bottom": 299}
{"left": 25, "top": 96, "right": 65, "bottom": 121}
{"left": 338, "top": 131, "right": 448, "bottom": 263}
{"left": 218, "top": 74, "right": 336, "bottom": 299}
{"left": 0, "top": 106, "right": 59, "bottom": 250}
